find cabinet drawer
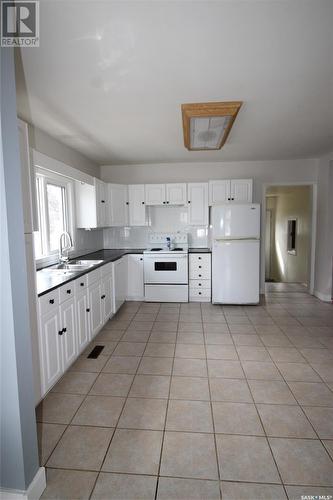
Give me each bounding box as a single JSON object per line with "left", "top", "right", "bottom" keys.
{"left": 87, "top": 267, "right": 101, "bottom": 285}
{"left": 101, "top": 262, "right": 113, "bottom": 276}
{"left": 75, "top": 274, "right": 88, "bottom": 294}
{"left": 39, "top": 290, "right": 59, "bottom": 316}
{"left": 189, "top": 288, "right": 211, "bottom": 299}
{"left": 189, "top": 253, "right": 211, "bottom": 266}
{"left": 189, "top": 279, "right": 211, "bottom": 290}
{"left": 189, "top": 265, "right": 211, "bottom": 280}
{"left": 59, "top": 282, "right": 75, "bottom": 303}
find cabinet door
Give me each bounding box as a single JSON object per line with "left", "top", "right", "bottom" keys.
{"left": 60, "top": 298, "right": 77, "bottom": 371}
{"left": 188, "top": 183, "right": 208, "bottom": 225}
{"left": 145, "top": 184, "right": 165, "bottom": 205}
{"left": 209, "top": 180, "right": 230, "bottom": 205}
{"left": 128, "top": 185, "right": 147, "bottom": 226}
{"left": 113, "top": 257, "right": 127, "bottom": 312}
{"left": 127, "top": 254, "right": 144, "bottom": 300}
{"left": 109, "top": 184, "right": 128, "bottom": 226}
{"left": 230, "top": 179, "right": 253, "bottom": 202}
{"left": 101, "top": 273, "right": 113, "bottom": 322}
{"left": 39, "top": 310, "right": 62, "bottom": 394}
{"left": 166, "top": 183, "right": 187, "bottom": 205}
{"left": 89, "top": 281, "right": 103, "bottom": 338}
{"left": 76, "top": 292, "right": 90, "bottom": 353}
{"left": 95, "top": 179, "right": 107, "bottom": 227}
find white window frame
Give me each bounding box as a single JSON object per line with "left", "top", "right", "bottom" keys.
{"left": 34, "top": 167, "right": 75, "bottom": 266}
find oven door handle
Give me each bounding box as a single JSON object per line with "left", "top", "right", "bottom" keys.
{"left": 144, "top": 254, "right": 187, "bottom": 259}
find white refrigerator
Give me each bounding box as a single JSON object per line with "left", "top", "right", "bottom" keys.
{"left": 212, "top": 204, "right": 260, "bottom": 304}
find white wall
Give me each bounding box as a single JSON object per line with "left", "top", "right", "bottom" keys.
{"left": 314, "top": 154, "right": 333, "bottom": 301}
{"left": 266, "top": 186, "right": 311, "bottom": 284}
{"left": 28, "top": 124, "right": 101, "bottom": 179}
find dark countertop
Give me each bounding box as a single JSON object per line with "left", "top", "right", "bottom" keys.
{"left": 189, "top": 248, "right": 212, "bottom": 253}
{"left": 36, "top": 247, "right": 212, "bottom": 297}
{"left": 36, "top": 248, "right": 145, "bottom": 297}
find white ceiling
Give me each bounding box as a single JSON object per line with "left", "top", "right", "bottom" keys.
{"left": 16, "top": 0, "right": 333, "bottom": 165}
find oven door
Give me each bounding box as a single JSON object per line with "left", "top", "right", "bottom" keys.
{"left": 144, "top": 254, "right": 188, "bottom": 284}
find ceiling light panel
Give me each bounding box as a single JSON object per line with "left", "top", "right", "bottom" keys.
{"left": 182, "top": 101, "right": 242, "bottom": 151}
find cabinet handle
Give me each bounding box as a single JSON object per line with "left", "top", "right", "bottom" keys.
{"left": 199, "top": 292, "right": 202, "bottom": 295}
{"left": 101, "top": 294, "right": 106, "bottom": 299}
{"left": 126, "top": 201, "right": 129, "bottom": 205}
{"left": 199, "top": 265, "right": 202, "bottom": 269}
{"left": 66, "top": 289, "right": 71, "bottom": 294}
{"left": 188, "top": 200, "right": 191, "bottom": 204}
{"left": 142, "top": 201, "right": 145, "bottom": 205}
{"left": 62, "top": 327, "right": 67, "bottom": 333}
{"left": 58, "top": 330, "right": 63, "bottom": 336}
{"left": 80, "top": 282, "right": 84, "bottom": 287}
{"left": 140, "top": 258, "right": 143, "bottom": 261}
{"left": 86, "top": 308, "right": 90, "bottom": 312}
{"left": 198, "top": 283, "right": 202, "bottom": 286}
{"left": 163, "top": 201, "right": 166, "bottom": 204}
{"left": 199, "top": 274, "right": 202, "bottom": 277}
{"left": 198, "top": 257, "right": 202, "bottom": 260}
{"left": 166, "top": 201, "right": 169, "bottom": 204}
{"left": 227, "top": 197, "right": 230, "bottom": 201}
{"left": 49, "top": 299, "right": 54, "bottom": 304}
{"left": 101, "top": 200, "right": 105, "bottom": 203}
{"left": 231, "top": 197, "right": 235, "bottom": 201}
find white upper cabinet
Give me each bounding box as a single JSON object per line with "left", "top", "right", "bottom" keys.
{"left": 95, "top": 179, "right": 108, "bottom": 227}
{"left": 128, "top": 184, "right": 147, "bottom": 226}
{"left": 188, "top": 183, "right": 209, "bottom": 226}
{"left": 75, "top": 178, "right": 109, "bottom": 228}
{"left": 230, "top": 179, "right": 253, "bottom": 202}
{"left": 166, "top": 183, "right": 187, "bottom": 205}
{"left": 145, "top": 183, "right": 187, "bottom": 205}
{"left": 109, "top": 184, "right": 128, "bottom": 226}
{"left": 145, "top": 184, "right": 166, "bottom": 205}
{"left": 209, "top": 179, "right": 253, "bottom": 205}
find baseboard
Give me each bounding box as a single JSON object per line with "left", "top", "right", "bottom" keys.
{"left": 126, "top": 295, "right": 144, "bottom": 301}
{"left": 314, "top": 290, "right": 332, "bottom": 302}
{"left": 0, "top": 467, "right": 46, "bottom": 500}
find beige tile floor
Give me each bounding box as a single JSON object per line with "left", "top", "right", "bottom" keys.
{"left": 37, "top": 290, "right": 333, "bottom": 499}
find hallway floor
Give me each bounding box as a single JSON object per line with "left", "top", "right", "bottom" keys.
{"left": 37, "top": 292, "right": 333, "bottom": 499}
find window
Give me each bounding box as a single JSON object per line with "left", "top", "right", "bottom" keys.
{"left": 287, "top": 219, "right": 297, "bottom": 255}
{"left": 34, "top": 169, "right": 73, "bottom": 262}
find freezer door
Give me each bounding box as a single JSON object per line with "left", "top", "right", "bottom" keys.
{"left": 212, "top": 240, "right": 260, "bottom": 304}
{"left": 212, "top": 204, "right": 260, "bottom": 239}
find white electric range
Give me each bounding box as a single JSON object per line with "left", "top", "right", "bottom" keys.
{"left": 144, "top": 232, "right": 189, "bottom": 302}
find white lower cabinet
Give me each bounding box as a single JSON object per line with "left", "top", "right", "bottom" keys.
{"left": 101, "top": 271, "right": 113, "bottom": 321}
{"left": 127, "top": 254, "right": 144, "bottom": 300}
{"left": 76, "top": 290, "right": 91, "bottom": 353}
{"left": 39, "top": 307, "right": 63, "bottom": 394}
{"left": 89, "top": 280, "right": 103, "bottom": 337}
{"left": 189, "top": 253, "right": 212, "bottom": 302}
{"left": 113, "top": 256, "right": 127, "bottom": 312}
{"left": 60, "top": 297, "right": 78, "bottom": 371}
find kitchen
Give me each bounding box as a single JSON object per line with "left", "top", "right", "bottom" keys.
{"left": 1, "top": 1, "right": 333, "bottom": 499}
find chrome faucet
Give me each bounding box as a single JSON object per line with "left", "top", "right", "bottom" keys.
{"left": 59, "top": 231, "right": 73, "bottom": 263}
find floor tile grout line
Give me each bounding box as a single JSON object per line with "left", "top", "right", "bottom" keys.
{"left": 200, "top": 302, "right": 223, "bottom": 500}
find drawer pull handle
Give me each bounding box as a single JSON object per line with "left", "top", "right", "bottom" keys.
{"left": 58, "top": 330, "right": 63, "bottom": 336}
{"left": 199, "top": 265, "right": 202, "bottom": 268}
{"left": 80, "top": 282, "right": 84, "bottom": 287}
{"left": 86, "top": 308, "right": 90, "bottom": 312}
{"left": 198, "top": 257, "right": 201, "bottom": 260}
{"left": 199, "top": 292, "right": 202, "bottom": 295}
{"left": 198, "top": 274, "right": 202, "bottom": 277}
{"left": 67, "top": 289, "right": 71, "bottom": 294}
{"left": 198, "top": 283, "right": 202, "bottom": 286}
{"left": 49, "top": 299, "right": 54, "bottom": 304}
{"left": 62, "top": 327, "right": 67, "bottom": 333}
{"left": 101, "top": 294, "right": 106, "bottom": 299}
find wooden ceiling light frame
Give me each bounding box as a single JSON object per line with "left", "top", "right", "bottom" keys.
{"left": 181, "top": 101, "right": 242, "bottom": 151}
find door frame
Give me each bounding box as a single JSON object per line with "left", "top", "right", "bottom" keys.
{"left": 261, "top": 182, "right": 317, "bottom": 295}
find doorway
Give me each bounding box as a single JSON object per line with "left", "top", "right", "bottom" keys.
{"left": 264, "top": 185, "right": 313, "bottom": 294}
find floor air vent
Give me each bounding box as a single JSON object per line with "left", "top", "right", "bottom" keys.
{"left": 87, "top": 345, "right": 105, "bottom": 359}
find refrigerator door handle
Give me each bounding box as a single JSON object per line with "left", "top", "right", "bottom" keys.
{"left": 214, "top": 237, "right": 260, "bottom": 242}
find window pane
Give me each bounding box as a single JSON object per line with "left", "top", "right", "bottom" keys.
{"left": 47, "top": 183, "right": 66, "bottom": 252}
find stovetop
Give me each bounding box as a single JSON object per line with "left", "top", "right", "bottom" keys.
{"left": 144, "top": 246, "right": 188, "bottom": 254}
